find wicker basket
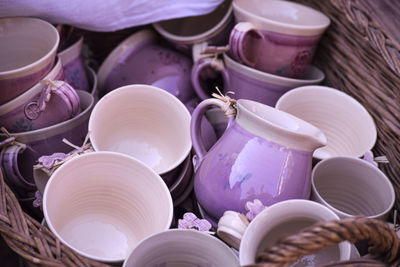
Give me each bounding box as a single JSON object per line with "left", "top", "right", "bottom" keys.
{"left": 0, "top": 0, "right": 399, "bottom": 266}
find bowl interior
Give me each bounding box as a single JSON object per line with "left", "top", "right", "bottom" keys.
{"left": 0, "top": 18, "right": 58, "bottom": 72}
{"left": 312, "top": 158, "right": 395, "bottom": 218}
{"left": 89, "top": 85, "right": 191, "bottom": 174}
{"left": 43, "top": 152, "right": 173, "bottom": 262}
{"left": 276, "top": 86, "right": 376, "bottom": 159}
{"left": 123, "top": 229, "right": 239, "bottom": 267}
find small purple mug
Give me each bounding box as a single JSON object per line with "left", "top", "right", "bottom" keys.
{"left": 0, "top": 90, "right": 94, "bottom": 200}
{"left": 230, "top": 0, "right": 330, "bottom": 78}
{"left": 192, "top": 52, "right": 325, "bottom": 106}
{"left": 0, "top": 59, "right": 81, "bottom": 133}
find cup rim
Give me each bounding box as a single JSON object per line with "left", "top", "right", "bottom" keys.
{"left": 233, "top": 0, "right": 331, "bottom": 36}
{"left": 0, "top": 57, "right": 63, "bottom": 115}
{"left": 97, "top": 29, "right": 157, "bottom": 91}
{"left": 311, "top": 156, "right": 396, "bottom": 219}
{"left": 123, "top": 228, "right": 239, "bottom": 267}
{"left": 239, "top": 199, "right": 350, "bottom": 265}
{"left": 43, "top": 151, "right": 174, "bottom": 263}
{"left": 88, "top": 84, "right": 192, "bottom": 175}
{"left": 152, "top": 0, "right": 233, "bottom": 44}
{"left": 0, "top": 17, "right": 60, "bottom": 77}
{"left": 58, "top": 36, "right": 84, "bottom": 65}
{"left": 223, "top": 53, "right": 324, "bottom": 87}
{"left": 275, "top": 85, "right": 377, "bottom": 159}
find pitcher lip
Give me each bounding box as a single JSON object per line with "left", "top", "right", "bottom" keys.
{"left": 236, "top": 99, "right": 327, "bottom": 152}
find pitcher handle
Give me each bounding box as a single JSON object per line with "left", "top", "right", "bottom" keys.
{"left": 191, "top": 98, "right": 234, "bottom": 162}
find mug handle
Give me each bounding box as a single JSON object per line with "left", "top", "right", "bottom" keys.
{"left": 191, "top": 98, "right": 234, "bottom": 163}
{"left": 190, "top": 58, "right": 230, "bottom": 100}
{"left": 229, "top": 22, "right": 264, "bottom": 67}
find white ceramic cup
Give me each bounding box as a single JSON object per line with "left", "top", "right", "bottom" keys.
{"left": 275, "top": 85, "right": 377, "bottom": 160}
{"left": 218, "top": 199, "right": 351, "bottom": 266}
{"left": 88, "top": 84, "right": 192, "bottom": 176}
{"left": 311, "top": 156, "right": 395, "bottom": 220}
{"left": 43, "top": 151, "right": 173, "bottom": 263}
{"left": 123, "top": 229, "right": 239, "bottom": 267}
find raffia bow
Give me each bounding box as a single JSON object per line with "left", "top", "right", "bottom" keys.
{"left": 33, "top": 132, "right": 93, "bottom": 176}
{"left": 0, "top": 127, "right": 27, "bottom": 151}
{"left": 211, "top": 87, "right": 237, "bottom": 117}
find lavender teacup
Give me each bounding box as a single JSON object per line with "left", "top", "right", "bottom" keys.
{"left": 0, "top": 17, "right": 59, "bottom": 104}
{"left": 230, "top": 0, "right": 330, "bottom": 78}
{"left": 0, "top": 90, "right": 94, "bottom": 199}
{"left": 0, "top": 58, "right": 82, "bottom": 133}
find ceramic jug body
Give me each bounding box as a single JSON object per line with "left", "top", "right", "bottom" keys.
{"left": 191, "top": 97, "right": 326, "bottom": 224}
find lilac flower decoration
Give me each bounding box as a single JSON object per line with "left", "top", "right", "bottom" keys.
{"left": 245, "top": 199, "right": 266, "bottom": 221}
{"left": 363, "top": 150, "right": 378, "bottom": 167}
{"left": 37, "top": 152, "right": 71, "bottom": 169}
{"left": 178, "top": 212, "right": 212, "bottom": 232}
{"left": 33, "top": 191, "right": 42, "bottom": 209}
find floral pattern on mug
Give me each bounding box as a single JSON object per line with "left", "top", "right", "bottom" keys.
{"left": 290, "top": 50, "right": 311, "bottom": 78}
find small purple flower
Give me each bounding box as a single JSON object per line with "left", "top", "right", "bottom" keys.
{"left": 178, "top": 212, "right": 212, "bottom": 232}
{"left": 245, "top": 199, "right": 266, "bottom": 221}
{"left": 37, "top": 152, "right": 71, "bottom": 169}
{"left": 33, "top": 191, "right": 42, "bottom": 209}
{"left": 363, "top": 150, "right": 378, "bottom": 167}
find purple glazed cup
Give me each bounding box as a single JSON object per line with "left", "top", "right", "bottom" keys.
{"left": 230, "top": 0, "right": 330, "bottom": 78}
{"left": 58, "top": 36, "right": 90, "bottom": 92}
{"left": 0, "top": 90, "right": 94, "bottom": 199}
{"left": 0, "top": 58, "right": 82, "bottom": 133}
{"left": 190, "top": 97, "right": 327, "bottom": 223}
{"left": 0, "top": 17, "right": 59, "bottom": 105}
{"left": 221, "top": 53, "right": 324, "bottom": 106}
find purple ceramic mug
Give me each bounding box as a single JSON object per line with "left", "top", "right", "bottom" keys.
{"left": 191, "top": 96, "right": 327, "bottom": 224}
{"left": 192, "top": 52, "right": 325, "bottom": 106}
{"left": 0, "top": 59, "right": 81, "bottom": 133}
{"left": 230, "top": 0, "right": 330, "bottom": 78}
{"left": 0, "top": 90, "right": 94, "bottom": 200}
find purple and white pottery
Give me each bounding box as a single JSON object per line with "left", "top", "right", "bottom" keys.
{"left": 191, "top": 96, "right": 327, "bottom": 223}
{"left": 0, "top": 17, "right": 59, "bottom": 104}
{"left": 0, "top": 90, "right": 94, "bottom": 199}
{"left": 0, "top": 58, "right": 81, "bottom": 133}
{"left": 97, "top": 29, "right": 195, "bottom": 103}
{"left": 153, "top": 0, "right": 234, "bottom": 55}
{"left": 58, "top": 36, "right": 90, "bottom": 92}
{"left": 222, "top": 53, "right": 324, "bottom": 106}
{"left": 230, "top": 0, "right": 330, "bottom": 78}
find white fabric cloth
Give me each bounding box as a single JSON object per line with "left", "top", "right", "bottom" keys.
{"left": 0, "top": 0, "right": 223, "bottom": 32}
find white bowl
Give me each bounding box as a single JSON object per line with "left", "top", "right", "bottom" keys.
{"left": 43, "top": 151, "right": 173, "bottom": 263}
{"left": 88, "top": 84, "right": 192, "bottom": 175}
{"left": 276, "top": 85, "right": 377, "bottom": 159}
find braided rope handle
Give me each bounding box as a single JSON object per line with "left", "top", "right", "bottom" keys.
{"left": 0, "top": 169, "right": 110, "bottom": 267}
{"left": 247, "top": 217, "right": 400, "bottom": 267}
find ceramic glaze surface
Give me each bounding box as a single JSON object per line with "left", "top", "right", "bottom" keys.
{"left": 230, "top": 27, "right": 321, "bottom": 78}
{"left": 0, "top": 17, "right": 59, "bottom": 104}
{"left": 101, "top": 43, "right": 194, "bottom": 102}
{"left": 194, "top": 121, "right": 312, "bottom": 221}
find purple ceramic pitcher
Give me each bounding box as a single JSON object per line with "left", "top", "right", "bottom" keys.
{"left": 191, "top": 96, "right": 327, "bottom": 224}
